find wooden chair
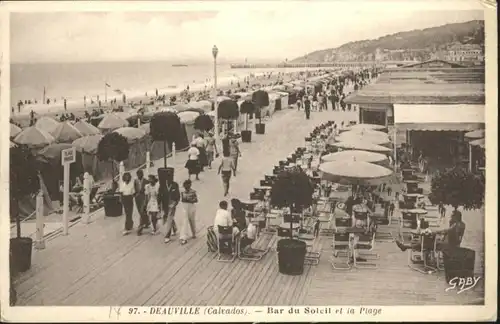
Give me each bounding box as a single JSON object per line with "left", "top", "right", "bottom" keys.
{"left": 408, "top": 233, "right": 438, "bottom": 274}
{"left": 354, "top": 232, "right": 379, "bottom": 269}
{"left": 330, "top": 232, "right": 352, "bottom": 270}
{"left": 334, "top": 217, "right": 352, "bottom": 233}
{"left": 372, "top": 213, "right": 394, "bottom": 243}
{"left": 237, "top": 229, "right": 269, "bottom": 261}
{"left": 216, "top": 225, "right": 237, "bottom": 262}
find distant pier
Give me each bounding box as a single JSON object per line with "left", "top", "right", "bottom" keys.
{"left": 230, "top": 62, "right": 384, "bottom": 69}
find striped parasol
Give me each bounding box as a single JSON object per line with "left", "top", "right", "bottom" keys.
{"left": 35, "top": 116, "right": 60, "bottom": 134}
{"left": 73, "top": 120, "right": 101, "bottom": 136}
{"left": 10, "top": 123, "right": 22, "bottom": 138}
{"left": 50, "top": 121, "right": 83, "bottom": 143}
{"left": 98, "top": 113, "right": 129, "bottom": 130}
{"left": 72, "top": 134, "right": 104, "bottom": 154}
{"left": 13, "top": 126, "right": 55, "bottom": 147}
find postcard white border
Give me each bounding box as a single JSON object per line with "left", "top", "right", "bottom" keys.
{"left": 0, "top": 0, "right": 497, "bottom": 322}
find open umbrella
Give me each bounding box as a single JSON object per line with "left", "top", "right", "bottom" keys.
{"left": 217, "top": 99, "right": 240, "bottom": 120}
{"left": 178, "top": 111, "right": 200, "bottom": 124}
{"left": 465, "top": 129, "right": 485, "bottom": 140}
{"left": 72, "top": 134, "right": 103, "bottom": 154}
{"left": 401, "top": 208, "right": 428, "bottom": 215}
{"left": 345, "top": 123, "right": 386, "bottom": 132}
{"left": 321, "top": 150, "right": 389, "bottom": 166}
{"left": 113, "top": 127, "right": 146, "bottom": 143}
{"left": 10, "top": 123, "right": 22, "bottom": 138}
{"left": 37, "top": 143, "right": 75, "bottom": 161}
{"left": 172, "top": 103, "right": 190, "bottom": 113}
{"left": 470, "top": 138, "right": 485, "bottom": 148}
{"left": 51, "top": 121, "right": 83, "bottom": 143}
{"left": 332, "top": 140, "right": 392, "bottom": 153}
{"left": 216, "top": 96, "right": 231, "bottom": 103}
{"left": 319, "top": 160, "right": 393, "bottom": 185}
{"left": 98, "top": 113, "right": 129, "bottom": 131}
{"left": 336, "top": 132, "right": 390, "bottom": 146}
{"left": 183, "top": 107, "right": 206, "bottom": 114}
{"left": 272, "top": 85, "right": 286, "bottom": 91}
{"left": 404, "top": 193, "right": 424, "bottom": 198}
{"left": 73, "top": 120, "right": 101, "bottom": 136}
{"left": 35, "top": 116, "right": 59, "bottom": 134}
{"left": 13, "top": 126, "right": 55, "bottom": 147}
{"left": 113, "top": 111, "right": 132, "bottom": 121}
{"left": 188, "top": 100, "right": 212, "bottom": 112}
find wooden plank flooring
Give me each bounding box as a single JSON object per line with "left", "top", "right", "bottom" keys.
{"left": 12, "top": 108, "right": 484, "bottom": 307}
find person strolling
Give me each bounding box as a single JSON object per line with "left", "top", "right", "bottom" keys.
{"left": 135, "top": 169, "right": 149, "bottom": 235}
{"left": 229, "top": 136, "right": 242, "bottom": 172}
{"left": 304, "top": 96, "right": 311, "bottom": 120}
{"left": 144, "top": 174, "right": 160, "bottom": 235}
{"left": 218, "top": 151, "right": 236, "bottom": 197}
{"left": 205, "top": 131, "right": 218, "bottom": 169}
{"left": 159, "top": 171, "right": 180, "bottom": 243}
{"left": 179, "top": 179, "right": 198, "bottom": 245}
{"left": 120, "top": 172, "right": 135, "bottom": 235}
{"left": 185, "top": 142, "right": 201, "bottom": 181}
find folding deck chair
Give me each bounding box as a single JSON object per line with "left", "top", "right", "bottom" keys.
{"left": 354, "top": 232, "right": 379, "bottom": 269}
{"left": 237, "top": 229, "right": 270, "bottom": 261}
{"left": 216, "top": 225, "right": 237, "bottom": 262}
{"left": 330, "top": 232, "right": 352, "bottom": 270}
{"left": 408, "top": 233, "right": 438, "bottom": 274}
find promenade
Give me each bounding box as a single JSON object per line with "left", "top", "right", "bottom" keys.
{"left": 13, "top": 107, "right": 484, "bottom": 306}
{"left": 14, "top": 108, "right": 353, "bottom": 305}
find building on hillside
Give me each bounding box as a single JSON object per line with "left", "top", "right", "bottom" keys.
{"left": 445, "top": 43, "right": 484, "bottom": 62}
{"left": 344, "top": 64, "right": 485, "bottom": 170}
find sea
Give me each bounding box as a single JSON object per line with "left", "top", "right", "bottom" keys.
{"left": 11, "top": 61, "right": 315, "bottom": 110}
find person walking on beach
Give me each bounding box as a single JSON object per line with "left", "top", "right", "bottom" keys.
{"left": 229, "top": 136, "right": 242, "bottom": 172}
{"left": 304, "top": 97, "right": 311, "bottom": 120}
{"left": 205, "top": 131, "right": 218, "bottom": 169}
{"left": 218, "top": 152, "right": 236, "bottom": 197}
{"left": 144, "top": 174, "right": 160, "bottom": 235}
{"left": 120, "top": 172, "right": 136, "bottom": 235}
{"left": 135, "top": 169, "right": 150, "bottom": 235}
{"left": 179, "top": 179, "right": 198, "bottom": 245}
{"left": 159, "top": 172, "right": 180, "bottom": 243}
{"left": 185, "top": 142, "right": 201, "bottom": 181}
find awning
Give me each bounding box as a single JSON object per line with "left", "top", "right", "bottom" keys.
{"left": 394, "top": 104, "right": 485, "bottom": 131}
{"left": 359, "top": 104, "right": 391, "bottom": 111}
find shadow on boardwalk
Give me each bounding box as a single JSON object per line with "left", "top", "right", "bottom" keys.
{"left": 13, "top": 109, "right": 484, "bottom": 306}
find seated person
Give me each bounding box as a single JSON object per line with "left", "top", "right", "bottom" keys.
{"left": 239, "top": 220, "right": 258, "bottom": 255}
{"left": 214, "top": 200, "right": 240, "bottom": 238}
{"left": 434, "top": 211, "right": 466, "bottom": 252}
{"left": 231, "top": 199, "right": 247, "bottom": 232}
{"left": 394, "top": 219, "right": 434, "bottom": 252}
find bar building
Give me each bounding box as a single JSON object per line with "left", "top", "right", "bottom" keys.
{"left": 344, "top": 59, "right": 485, "bottom": 170}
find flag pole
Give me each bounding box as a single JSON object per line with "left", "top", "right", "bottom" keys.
{"left": 43, "top": 86, "right": 46, "bottom": 104}
{"left": 104, "top": 82, "right": 108, "bottom": 103}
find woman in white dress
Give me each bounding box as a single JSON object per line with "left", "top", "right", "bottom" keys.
{"left": 145, "top": 175, "right": 160, "bottom": 235}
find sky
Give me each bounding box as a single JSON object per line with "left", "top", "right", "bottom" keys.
{"left": 9, "top": 1, "right": 484, "bottom": 63}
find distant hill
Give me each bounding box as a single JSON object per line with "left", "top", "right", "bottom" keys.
{"left": 292, "top": 20, "right": 484, "bottom": 63}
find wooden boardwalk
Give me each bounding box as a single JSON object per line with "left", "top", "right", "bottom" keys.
{"left": 13, "top": 108, "right": 484, "bottom": 306}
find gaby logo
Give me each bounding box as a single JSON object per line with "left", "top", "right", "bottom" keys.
{"left": 445, "top": 276, "right": 481, "bottom": 294}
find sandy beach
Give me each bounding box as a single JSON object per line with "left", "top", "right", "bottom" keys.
{"left": 11, "top": 68, "right": 327, "bottom": 128}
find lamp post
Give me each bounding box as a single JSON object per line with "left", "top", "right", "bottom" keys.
{"left": 304, "top": 53, "right": 308, "bottom": 96}
{"left": 212, "top": 45, "right": 219, "bottom": 143}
